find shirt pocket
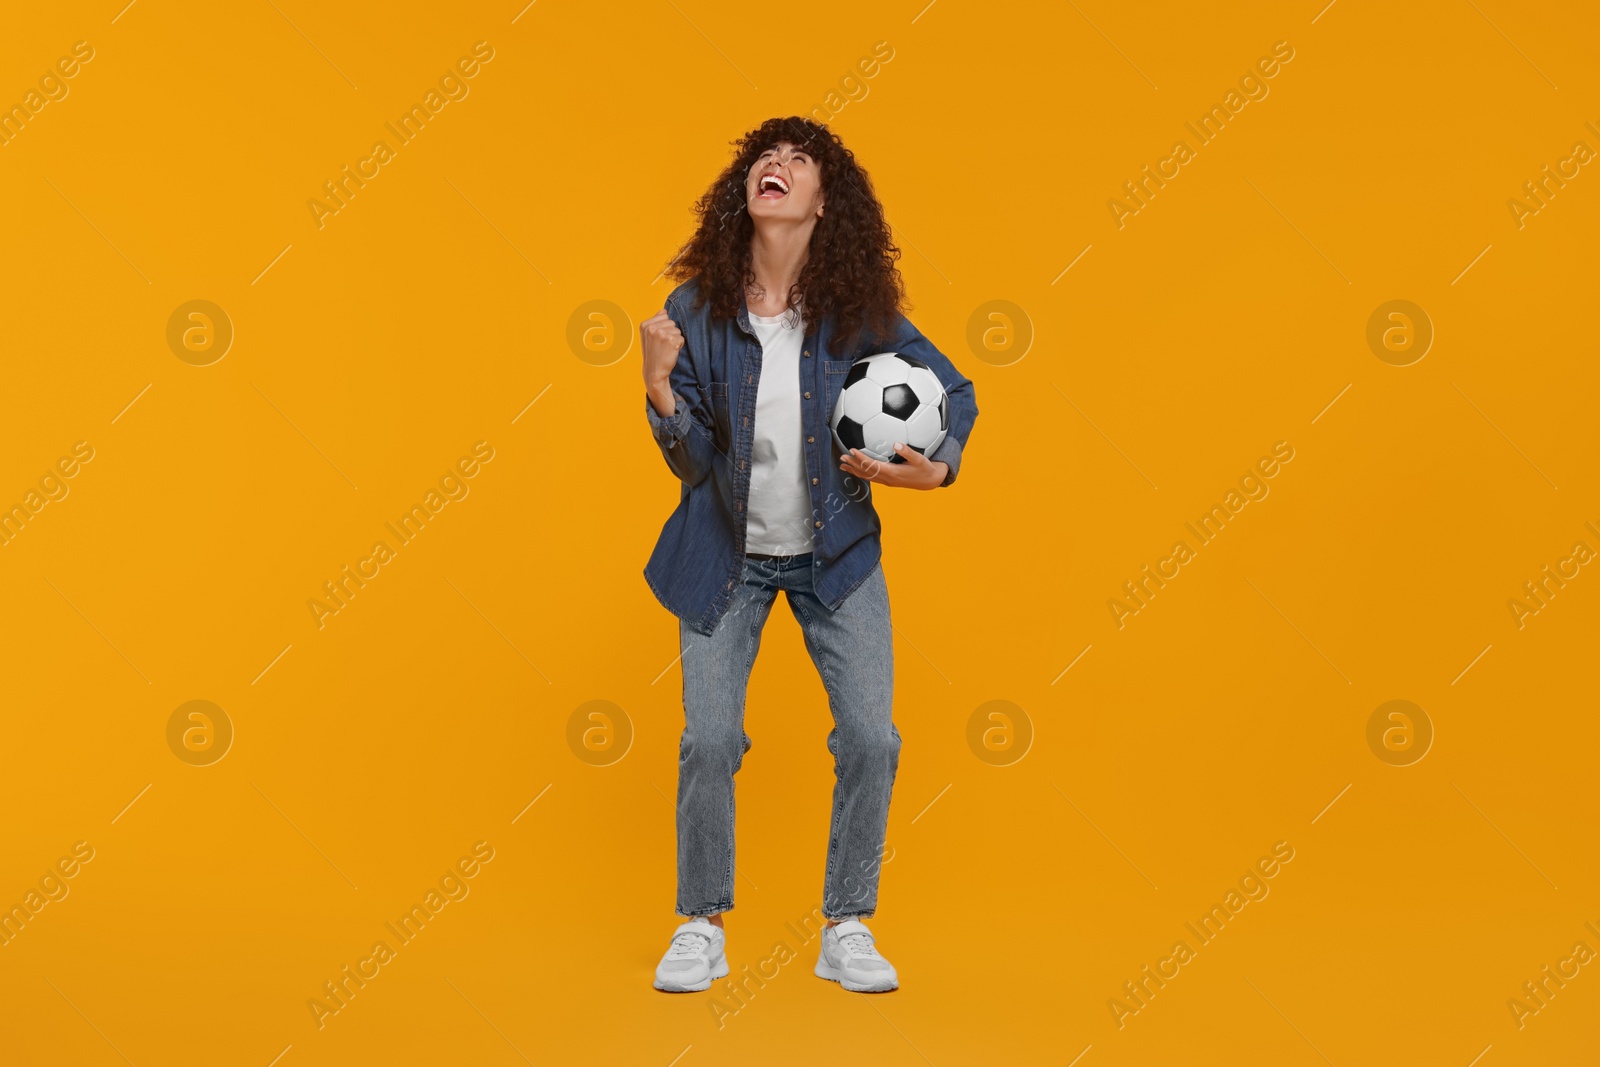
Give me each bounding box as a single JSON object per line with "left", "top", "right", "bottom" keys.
{"left": 708, "top": 380, "right": 730, "bottom": 452}
{"left": 823, "top": 359, "right": 857, "bottom": 437}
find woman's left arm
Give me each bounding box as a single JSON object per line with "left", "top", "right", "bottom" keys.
{"left": 841, "top": 314, "right": 978, "bottom": 489}
{"left": 900, "top": 317, "right": 977, "bottom": 487}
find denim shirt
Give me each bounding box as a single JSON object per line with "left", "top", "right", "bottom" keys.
{"left": 643, "top": 277, "right": 979, "bottom": 636}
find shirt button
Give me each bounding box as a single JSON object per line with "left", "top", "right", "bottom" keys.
{"left": 804, "top": 351, "right": 811, "bottom": 358}
{"left": 814, "top": 521, "right": 823, "bottom": 529}
{"left": 811, "top": 477, "right": 818, "bottom": 485}
{"left": 803, "top": 391, "right": 811, "bottom": 399}
{"left": 806, "top": 435, "right": 814, "bottom": 443}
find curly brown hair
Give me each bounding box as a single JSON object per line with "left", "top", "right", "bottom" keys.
{"left": 664, "top": 116, "right": 907, "bottom": 349}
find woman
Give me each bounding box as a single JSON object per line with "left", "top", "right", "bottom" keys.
{"left": 640, "top": 116, "right": 978, "bottom": 994}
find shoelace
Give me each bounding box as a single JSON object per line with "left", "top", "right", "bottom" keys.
{"left": 666, "top": 932, "right": 710, "bottom": 959}
{"left": 839, "top": 933, "right": 882, "bottom": 959}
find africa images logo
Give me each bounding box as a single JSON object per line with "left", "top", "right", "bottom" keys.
{"left": 307, "top": 841, "right": 495, "bottom": 1029}
{"left": 1109, "top": 840, "right": 1296, "bottom": 1029}
{"left": 307, "top": 441, "right": 495, "bottom": 629}
{"left": 306, "top": 42, "right": 496, "bottom": 230}
{"left": 1107, "top": 441, "right": 1296, "bottom": 629}
{"left": 1106, "top": 40, "right": 1296, "bottom": 229}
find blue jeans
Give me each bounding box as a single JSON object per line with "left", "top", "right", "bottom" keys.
{"left": 675, "top": 551, "right": 901, "bottom": 920}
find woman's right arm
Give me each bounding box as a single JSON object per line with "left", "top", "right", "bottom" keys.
{"left": 641, "top": 299, "right": 718, "bottom": 487}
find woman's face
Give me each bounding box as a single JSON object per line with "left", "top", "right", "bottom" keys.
{"left": 745, "top": 141, "right": 824, "bottom": 223}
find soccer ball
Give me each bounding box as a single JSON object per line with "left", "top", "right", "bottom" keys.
{"left": 830, "top": 352, "right": 948, "bottom": 464}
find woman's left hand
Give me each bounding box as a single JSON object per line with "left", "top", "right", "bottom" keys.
{"left": 839, "top": 443, "right": 948, "bottom": 490}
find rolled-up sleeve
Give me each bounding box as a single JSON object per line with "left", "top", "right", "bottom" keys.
{"left": 889, "top": 316, "right": 978, "bottom": 487}
{"left": 645, "top": 388, "right": 695, "bottom": 444}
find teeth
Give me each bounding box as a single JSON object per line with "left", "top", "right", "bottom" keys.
{"left": 759, "top": 174, "right": 789, "bottom": 194}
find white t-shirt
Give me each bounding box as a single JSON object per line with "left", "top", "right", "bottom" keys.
{"left": 744, "top": 307, "right": 815, "bottom": 555}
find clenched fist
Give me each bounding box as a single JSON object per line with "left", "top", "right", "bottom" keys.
{"left": 641, "top": 308, "right": 685, "bottom": 417}
{"left": 641, "top": 308, "right": 686, "bottom": 385}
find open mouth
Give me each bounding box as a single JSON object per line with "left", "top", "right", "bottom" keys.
{"left": 756, "top": 173, "right": 790, "bottom": 199}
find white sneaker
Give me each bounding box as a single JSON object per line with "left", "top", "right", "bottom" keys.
{"left": 653, "top": 919, "right": 729, "bottom": 992}
{"left": 814, "top": 919, "right": 898, "bottom": 992}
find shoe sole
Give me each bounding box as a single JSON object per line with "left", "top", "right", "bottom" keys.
{"left": 814, "top": 957, "right": 898, "bottom": 993}
{"left": 654, "top": 953, "right": 729, "bottom": 993}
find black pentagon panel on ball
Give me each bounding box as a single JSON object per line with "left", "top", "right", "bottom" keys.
{"left": 881, "top": 383, "right": 918, "bottom": 419}
{"left": 836, "top": 416, "right": 866, "bottom": 451}
{"left": 938, "top": 392, "right": 948, "bottom": 428}
{"left": 893, "top": 353, "right": 930, "bottom": 371}
{"left": 844, "top": 362, "right": 870, "bottom": 389}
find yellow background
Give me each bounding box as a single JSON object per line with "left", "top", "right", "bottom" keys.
{"left": 2, "top": 0, "right": 1596, "bottom": 1063}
